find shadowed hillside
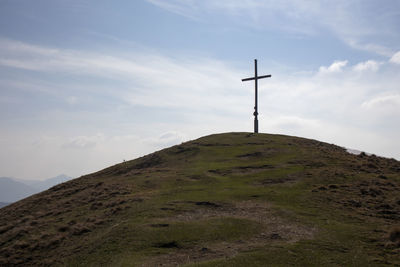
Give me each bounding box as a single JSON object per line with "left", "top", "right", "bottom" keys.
{"left": 0, "top": 132, "right": 399, "bottom": 266}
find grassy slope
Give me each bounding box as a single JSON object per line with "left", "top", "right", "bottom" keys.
{"left": 0, "top": 132, "right": 399, "bottom": 266}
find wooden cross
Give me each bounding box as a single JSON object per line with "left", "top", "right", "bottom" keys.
{"left": 242, "top": 59, "right": 271, "bottom": 133}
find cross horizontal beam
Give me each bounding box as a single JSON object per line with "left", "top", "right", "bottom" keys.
{"left": 241, "top": 74, "right": 271, "bottom": 82}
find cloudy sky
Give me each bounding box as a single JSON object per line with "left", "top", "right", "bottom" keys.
{"left": 1, "top": 0, "right": 399, "bottom": 180}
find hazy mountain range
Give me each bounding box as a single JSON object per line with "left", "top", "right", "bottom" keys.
{"left": 0, "top": 174, "right": 72, "bottom": 204}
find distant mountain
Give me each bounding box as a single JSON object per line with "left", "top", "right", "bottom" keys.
{"left": 0, "top": 177, "right": 37, "bottom": 203}
{"left": 0, "top": 175, "right": 72, "bottom": 203}
{"left": 0, "top": 202, "right": 10, "bottom": 208}
{"left": 19, "top": 174, "right": 72, "bottom": 192}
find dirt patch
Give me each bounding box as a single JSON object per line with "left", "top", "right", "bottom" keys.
{"left": 256, "top": 172, "right": 302, "bottom": 185}
{"left": 237, "top": 152, "right": 263, "bottom": 158}
{"left": 208, "top": 164, "right": 274, "bottom": 176}
{"left": 195, "top": 201, "right": 221, "bottom": 208}
{"left": 169, "top": 145, "right": 199, "bottom": 155}
{"left": 237, "top": 148, "right": 279, "bottom": 160}
{"left": 177, "top": 201, "right": 314, "bottom": 242}
{"left": 150, "top": 223, "right": 169, "bottom": 228}
{"left": 143, "top": 201, "right": 315, "bottom": 266}
{"left": 191, "top": 142, "right": 232, "bottom": 147}
{"left": 154, "top": 241, "right": 181, "bottom": 248}
{"left": 258, "top": 177, "right": 295, "bottom": 185}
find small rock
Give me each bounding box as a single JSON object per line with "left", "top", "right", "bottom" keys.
{"left": 270, "top": 233, "right": 282, "bottom": 239}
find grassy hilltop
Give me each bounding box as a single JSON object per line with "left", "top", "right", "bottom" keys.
{"left": 0, "top": 132, "right": 399, "bottom": 266}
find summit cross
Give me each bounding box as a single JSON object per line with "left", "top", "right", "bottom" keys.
{"left": 241, "top": 59, "right": 271, "bottom": 133}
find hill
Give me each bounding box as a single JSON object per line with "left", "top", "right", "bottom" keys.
{"left": 0, "top": 133, "right": 399, "bottom": 266}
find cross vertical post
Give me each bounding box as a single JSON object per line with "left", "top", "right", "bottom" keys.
{"left": 242, "top": 59, "right": 271, "bottom": 133}
{"left": 254, "top": 59, "right": 258, "bottom": 133}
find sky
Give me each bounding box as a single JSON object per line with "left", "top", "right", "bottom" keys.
{"left": 0, "top": 0, "right": 399, "bottom": 180}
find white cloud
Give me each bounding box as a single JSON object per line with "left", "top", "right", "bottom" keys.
{"left": 145, "top": 0, "right": 200, "bottom": 20}
{"left": 362, "top": 94, "right": 400, "bottom": 110}
{"left": 390, "top": 51, "right": 400, "bottom": 64}
{"left": 145, "top": 0, "right": 399, "bottom": 57}
{"left": 66, "top": 96, "right": 78, "bottom": 105}
{"left": 0, "top": 38, "right": 59, "bottom": 56}
{"left": 63, "top": 134, "right": 106, "bottom": 149}
{"left": 353, "top": 60, "right": 382, "bottom": 72}
{"left": 0, "top": 38, "right": 157, "bottom": 79}
{"left": 318, "top": 60, "right": 348, "bottom": 74}
{"left": 144, "top": 131, "right": 187, "bottom": 147}
{"left": 346, "top": 40, "right": 395, "bottom": 57}
{"left": 156, "top": 131, "right": 186, "bottom": 145}
{"left": 0, "top": 38, "right": 246, "bottom": 115}
{"left": 268, "top": 115, "right": 320, "bottom": 131}
{"left": 318, "top": 59, "right": 384, "bottom": 74}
